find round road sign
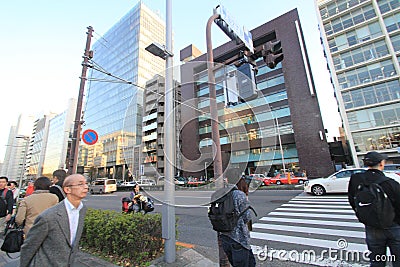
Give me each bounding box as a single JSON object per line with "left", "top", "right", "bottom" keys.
{"left": 82, "top": 129, "right": 98, "bottom": 145}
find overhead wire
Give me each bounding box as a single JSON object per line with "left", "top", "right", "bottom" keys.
{"left": 85, "top": 60, "right": 211, "bottom": 117}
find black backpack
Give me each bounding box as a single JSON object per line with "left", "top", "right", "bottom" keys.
{"left": 208, "top": 186, "right": 256, "bottom": 232}
{"left": 354, "top": 175, "right": 395, "bottom": 228}
{"left": 0, "top": 189, "right": 9, "bottom": 217}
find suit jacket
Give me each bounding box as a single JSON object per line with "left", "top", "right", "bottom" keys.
{"left": 19, "top": 200, "right": 87, "bottom": 267}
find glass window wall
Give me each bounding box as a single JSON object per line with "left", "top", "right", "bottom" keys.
{"left": 342, "top": 80, "right": 400, "bottom": 109}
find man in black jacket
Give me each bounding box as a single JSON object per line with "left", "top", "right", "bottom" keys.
{"left": 0, "top": 176, "right": 14, "bottom": 235}
{"left": 348, "top": 152, "right": 400, "bottom": 267}
{"left": 49, "top": 169, "right": 67, "bottom": 201}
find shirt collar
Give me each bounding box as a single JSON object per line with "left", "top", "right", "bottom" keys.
{"left": 64, "top": 198, "right": 83, "bottom": 211}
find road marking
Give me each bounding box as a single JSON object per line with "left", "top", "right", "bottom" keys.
{"left": 276, "top": 207, "right": 354, "bottom": 213}
{"left": 260, "top": 216, "right": 364, "bottom": 228}
{"left": 176, "top": 241, "right": 195, "bottom": 248}
{"left": 294, "top": 197, "right": 348, "bottom": 200}
{"left": 282, "top": 204, "right": 353, "bottom": 209}
{"left": 250, "top": 232, "right": 367, "bottom": 252}
{"left": 289, "top": 200, "right": 349, "bottom": 205}
{"left": 252, "top": 223, "right": 365, "bottom": 238}
{"left": 268, "top": 212, "right": 357, "bottom": 220}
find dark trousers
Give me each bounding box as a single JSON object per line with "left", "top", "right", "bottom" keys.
{"left": 366, "top": 224, "right": 400, "bottom": 267}
{"left": 220, "top": 234, "right": 255, "bottom": 267}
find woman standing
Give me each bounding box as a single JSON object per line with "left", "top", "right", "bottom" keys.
{"left": 15, "top": 177, "right": 59, "bottom": 235}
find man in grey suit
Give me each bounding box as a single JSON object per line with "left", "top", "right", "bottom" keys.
{"left": 20, "top": 174, "right": 89, "bottom": 267}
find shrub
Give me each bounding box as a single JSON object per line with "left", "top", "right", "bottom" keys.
{"left": 81, "top": 208, "right": 163, "bottom": 264}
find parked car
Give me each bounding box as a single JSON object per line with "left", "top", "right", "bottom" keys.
{"left": 89, "top": 178, "right": 117, "bottom": 194}
{"left": 267, "top": 173, "right": 308, "bottom": 185}
{"left": 245, "top": 174, "right": 270, "bottom": 186}
{"left": 384, "top": 164, "right": 400, "bottom": 176}
{"left": 304, "top": 168, "right": 400, "bottom": 196}
{"left": 138, "top": 178, "right": 156, "bottom": 186}
{"left": 174, "top": 177, "right": 186, "bottom": 185}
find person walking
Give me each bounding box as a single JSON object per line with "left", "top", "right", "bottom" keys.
{"left": 220, "top": 169, "right": 256, "bottom": 267}
{"left": 20, "top": 174, "right": 89, "bottom": 267}
{"left": 50, "top": 169, "right": 68, "bottom": 201}
{"left": 8, "top": 181, "right": 19, "bottom": 214}
{"left": 15, "top": 176, "right": 59, "bottom": 235}
{"left": 348, "top": 151, "right": 400, "bottom": 267}
{"left": 0, "top": 176, "right": 14, "bottom": 234}
{"left": 24, "top": 180, "right": 34, "bottom": 197}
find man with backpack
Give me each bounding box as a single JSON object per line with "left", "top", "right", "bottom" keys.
{"left": 348, "top": 151, "right": 400, "bottom": 266}
{"left": 209, "top": 168, "right": 256, "bottom": 267}
{"left": 0, "top": 176, "right": 15, "bottom": 235}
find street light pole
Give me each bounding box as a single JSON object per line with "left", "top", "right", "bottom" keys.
{"left": 275, "top": 117, "right": 286, "bottom": 174}
{"left": 205, "top": 161, "right": 208, "bottom": 181}
{"left": 163, "top": 0, "right": 176, "bottom": 263}
{"left": 206, "top": 13, "right": 230, "bottom": 267}
{"left": 16, "top": 136, "right": 30, "bottom": 188}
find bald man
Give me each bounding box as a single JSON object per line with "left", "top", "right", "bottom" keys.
{"left": 20, "top": 174, "right": 89, "bottom": 267}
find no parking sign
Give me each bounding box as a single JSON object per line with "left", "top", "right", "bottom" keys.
{"left": 82, "top": 129, "right": 98, "bottom": 145}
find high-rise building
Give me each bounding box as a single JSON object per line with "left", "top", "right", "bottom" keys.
{"left": 142, "top": 75, "right": 181, "bottom": 181}
{"left": 180, "top": 9, "right": 334, "bottom": 179}
{"left": 28, "top": 112, "right": 57, "bottom": 177}
{"left": 1, "top": 114, "right": 34, "bottom": 183}
{"left": 80, "top": 2, "right": 166, "bottom": 180}
{"left": 316, "top": 0, "right": 400, "bottom": 165}
{"left": 42, "top": 98, "right": 77, "bottom": 176}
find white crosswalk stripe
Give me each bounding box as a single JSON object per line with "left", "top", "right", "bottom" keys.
{"left": 250, "top": 194, "right": 369, "bottom": 266}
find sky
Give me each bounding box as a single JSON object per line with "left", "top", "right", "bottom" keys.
{"left": 0, "top": 0, "right": 342, "bottom": 161}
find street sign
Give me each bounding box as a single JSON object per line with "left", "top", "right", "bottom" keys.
{"left": 82, "top": 129, "right": 98, "bottom": 145}
{"left": 215, "top": 5, "right": 254, "bottom": 53}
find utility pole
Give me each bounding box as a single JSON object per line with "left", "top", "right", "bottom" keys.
{"left": 68, "top": 26, "right": 94, "bottom": 175}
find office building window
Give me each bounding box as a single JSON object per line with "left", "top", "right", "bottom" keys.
{"left": 342, "top": 79, "right": 400, "bottom": 109}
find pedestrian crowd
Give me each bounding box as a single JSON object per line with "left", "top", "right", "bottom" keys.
{"left": 0, "top": 170, "right": 89, "bottom": 266}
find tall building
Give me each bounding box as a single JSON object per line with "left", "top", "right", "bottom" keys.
{"left": 180, "top": 9, "right": 334, "bottom": 178}
{"left": 28, "top": 112, "right": 57, "bottom": 177}
{"left": 316, "top": 0, "right": 400, "bottom": 165}
{"left": 142, "top": 75, "right": 181, "bottom": 181}
{"left": 42, "top": 98, "right": 77, "bottom": 176}
{"left": 80, "top": 2, "right": 166, "bottom": 179}
{"left": 1, "top": 114, "right": 34, "bottom": 183}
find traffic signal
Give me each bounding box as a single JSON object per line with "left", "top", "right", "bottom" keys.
{"left": 263, "top": 40, "right": 284, "bottom": 69}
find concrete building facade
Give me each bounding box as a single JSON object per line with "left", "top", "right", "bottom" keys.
{"left": 316, "top": 0, "right": 400, "bottom": 165}
{"left": 180, "top": 9, "right": 334, "bottom": 178}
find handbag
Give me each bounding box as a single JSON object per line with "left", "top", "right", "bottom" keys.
{"left": 1, "top": 216, "right": 24, "bottom": 258}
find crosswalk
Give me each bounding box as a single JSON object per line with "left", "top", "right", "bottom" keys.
{"left": 250, "top": 194, "right": 369, "bottom": 266}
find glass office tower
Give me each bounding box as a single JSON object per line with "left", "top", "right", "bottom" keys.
{"left": 316, "top": 0, "right": 400, "bottom": 165}
{"left": 81, "top": 2, "right": 166, "bottom": 179}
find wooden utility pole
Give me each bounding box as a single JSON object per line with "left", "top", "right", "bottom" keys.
{"left": 68, "top": 26, "right": 94, "bottom": 174}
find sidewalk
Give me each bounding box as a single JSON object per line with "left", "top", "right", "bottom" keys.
{"left": 0, "top": 241, "right": 313, "bottom": 267}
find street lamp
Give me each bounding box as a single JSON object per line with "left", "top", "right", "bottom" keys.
{"left": 275, "top": 117, "right": 286, "bottom": 174}
{"left": 15, "top": 135, "right": 30, "bottom": 189}
{"left": 204, "top": 161, "right": 208, "bottom": 181}
{"left": 145, "top": 43, "right": 173, "bottom": 59}
{"left": 144, "top": 0, "right": 175, "bottom": 262}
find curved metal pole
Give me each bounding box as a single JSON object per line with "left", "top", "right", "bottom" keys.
{"left": 206, "top": 14, "right": 223, "bottom": 188}
{"left": 206, "top": 13, "right": 230, "bottom": 267}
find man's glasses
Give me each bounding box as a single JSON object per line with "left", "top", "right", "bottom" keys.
{"left": 66, "top": 182, "right": 89, "bottom": 187}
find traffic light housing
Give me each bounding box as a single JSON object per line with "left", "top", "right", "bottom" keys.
{"left": 263, "top": 40, "right": 283, "bottom": 69}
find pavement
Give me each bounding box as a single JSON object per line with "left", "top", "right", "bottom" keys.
{"left": 0, "top": 239, "right": 313, "bottom": 267}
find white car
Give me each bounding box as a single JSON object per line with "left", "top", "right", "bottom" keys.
{"left": 304, "top": 168, "right": 400, "bottom": 196}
